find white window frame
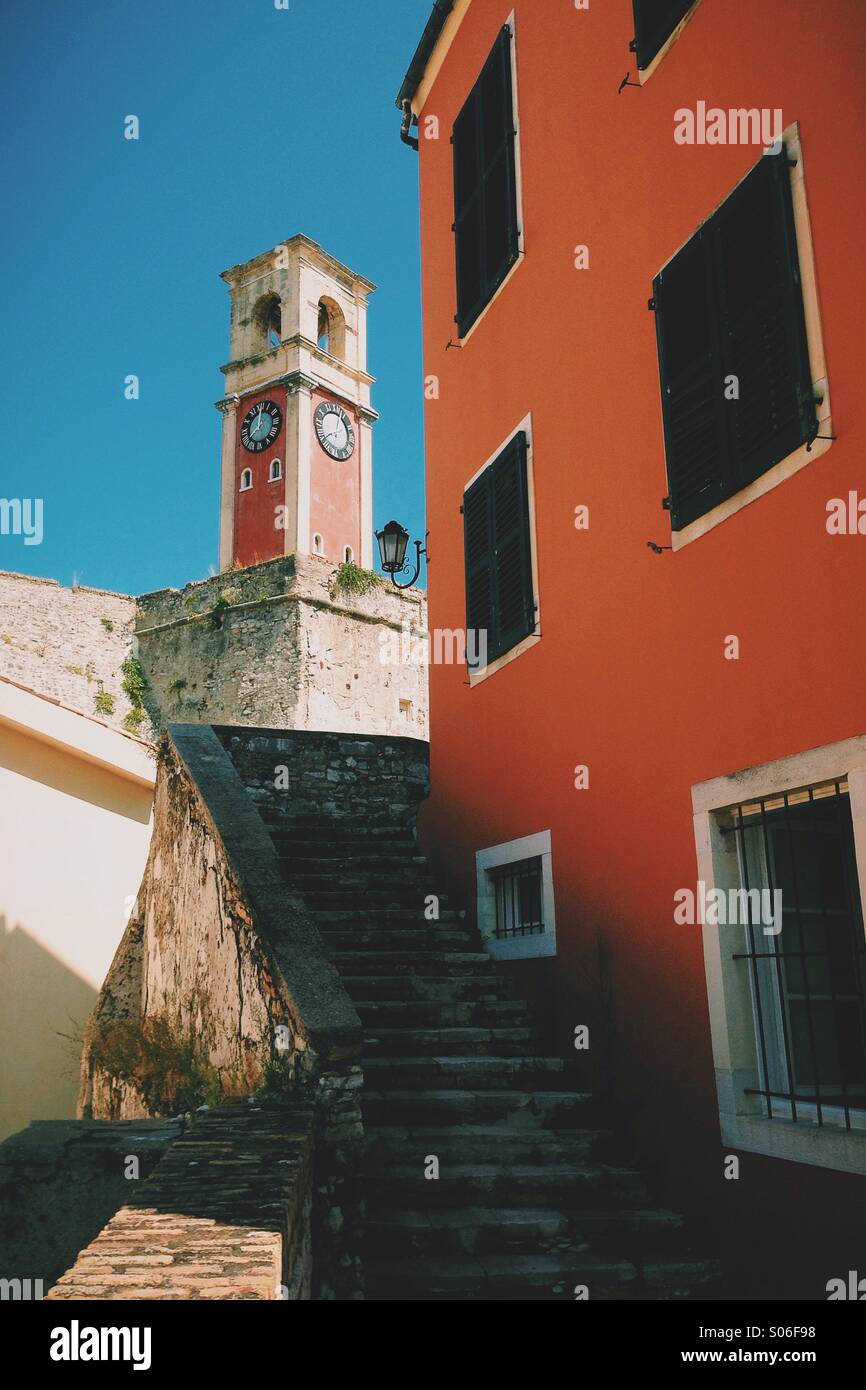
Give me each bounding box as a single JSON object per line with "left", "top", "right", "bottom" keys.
{"left": 239, "top": 468, "right": 253, "bottom": 492}
{"left": 692, "top": 736, "right": 866, "bottom": 1174}
{"left": 476, "top": 829, "right": 556, "bottom": 961}
{"left": 465, "top": 412, "right": 541, "bottom": 687}
{"left": 268, "top": 458, "right": 282, "bottom": 482}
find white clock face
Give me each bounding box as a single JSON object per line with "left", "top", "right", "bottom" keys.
{"left": 314, "top": 402, "right": 355, "bottom": 461}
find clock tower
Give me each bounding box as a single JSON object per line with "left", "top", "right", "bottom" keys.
{"left": 216, "top": 235, "right": 377, "bottom": 571}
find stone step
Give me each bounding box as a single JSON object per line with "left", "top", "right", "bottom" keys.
{"left": 301, "top": 888, "right": 450, "bottom": 910}
{"left": 323, "top": 927, "right": 477, "bottom": 952}
{"left": 363, "top": 1162, "right": 650, "bottom": 1211}
{"left": 281, "top": 866, "right": 438, "bottom": 892}
{"left": 330, "top": 951, "right": 493, "bottom": 977}
{"left": 362, "top": 1253, "right": 637, "bottom": 1302}
{"left": 343, "top": 974, "right": 506, "bottom": 1003}
{"left": 356, "top": 998, "right": 526, "bottom": 1028}
{"left": 363, "top": 1055, "right": 574, "bottom": 1092}
{"left": 363, "top": 1089, "right": 598, "bottom": 1129}
{"left": 261, "top": 817, "right": 417, "bottom": 844}
{"left": 272, "top": 842, "right": 421, "bottom": 863}
{"left": 363, "top": 1026, "right": 537, "bottom": 1058}
{"left": 308, "top": 907, "right": 467, "bottom": 926}
{"left": 365, "top": 1204, "right": 688, "bottom": 1258}
{"left": 365, "top": 1251, "right": 720, "bottom": 1301}
{"left": 364, "top": 1125, "right": 613, "bottom": 1167}
{"left": 268, "top": 837, "right": 425, "bottom": 863}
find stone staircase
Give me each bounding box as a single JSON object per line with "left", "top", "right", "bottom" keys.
{"left": 251, "top": 804, "right": 720, "bottom": 1302}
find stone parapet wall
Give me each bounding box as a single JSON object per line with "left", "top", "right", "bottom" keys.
{"left": 0, "top": 1117, "right": 182, "bottom": 1295}
{"left": 135, "top": 553, "right": 428, "bottom": 739}
{"left": 0, "top": 571, "right": 141, "bottom": 732}
{"left": 46, "top": 1101, "right": 314, "bottom": 1301}
{"left": 80, "top": 725, "right": 361, "bottom": 1120}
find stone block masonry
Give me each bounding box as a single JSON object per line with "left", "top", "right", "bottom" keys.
{"left": 220, "top": 726, "right": 430, "bottom": 829}
{"left": 46, "top": 1101, "right": 314, "bottom": 1300}
{"left": 0, "top": 1117, "right": 182, "bottom": 1293}
{"left": 0, "top": 571, "right": 143, "bottom": 733}
{"left": 135, "top": 552, "right": 428, "bottom": 738}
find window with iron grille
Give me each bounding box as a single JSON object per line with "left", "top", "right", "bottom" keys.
{"left": 490, "top": 856, "right": 544, "bottom": 939}
{"left": 631, "top": 0, "right": 697, "bottom": 71}
{"left": 463, "top": 429, "right": 536, "bottom": 669}
{"left": 452, "top": 24, "right": 520, "bottom": 338}
{"left": 728, "top": 780, "right": 866, "bottom": 1129}
{"left": 652, "top": 144, "right": 817, "bottom": 531}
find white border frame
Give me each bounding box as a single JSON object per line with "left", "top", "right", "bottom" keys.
{"left": 692, "top": 736, "right": 866, "bottom": 1174}
{"left": 465, "top": 412, "right": 541, "bottom": 687}
{"left": 476, "top": 829, "right": 556, "bottom": 961}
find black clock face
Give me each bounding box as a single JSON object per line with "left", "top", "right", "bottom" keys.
{"left": 240, "top": 399, "right": 282, "bottom": 453}
{"left": 314, "top": 401, "right": 356, "bottom": 461}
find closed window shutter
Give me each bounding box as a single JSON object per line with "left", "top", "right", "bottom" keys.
{"left": 464, "top": 432, "right": 534, "bottom": 667}
{"left": 632, "top": 0, "right": 696, "bottom": 70}
{"left": 654, "top": 146, "right": 817, "bottom": 531}
{"left": 453, "top": 98, "right": 484, "bottom": 329}
{"left": 491, "top": 432, "right": 534, "bottom": 658}
{"left": 653, "top": 229, "right": 728, "bottom": 530}
{"left": 453, "top": 26, "right": 519, "bottom": 337}
{"left": 464, "top": 468, "right": 495, "bottom": 669}
{"left": 716, "top": 147, "right": 817, "bottom": 490}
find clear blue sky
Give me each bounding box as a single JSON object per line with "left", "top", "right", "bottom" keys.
{"left": 0, "top": 0, "right": 428, "bottom": 594}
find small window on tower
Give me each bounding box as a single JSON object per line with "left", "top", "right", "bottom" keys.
{"left": 240, "top": 468, "right": 253, "bottom": 492}
{"left": 253, "top": 293, "right": 281, "bottom": 351}
{"left": 317, "top": 303, "right": 330, "bottom": 353}
{"left": 313, "top": 533, "right": 324, "bottom": 555}
{"left": 316, "top": 297, "right": 346, "bottom": 358}
{"left": 344, "top": 545, "right": 354, "bottom": 563}
{"left": 269, "top": 458, "right": 282, "bottom": 482}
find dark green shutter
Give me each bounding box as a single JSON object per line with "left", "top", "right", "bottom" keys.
{"left": 716, "top": 147, "right": 817, "bottom": 491}
{"left": 491, "top": 432, "right": 534, "bottom": 658}
{"left": 653, "top": 146, "right": 817, "bottom": 531}
{"left": 453, "top": 26, "right": 519, "bottom": 337}
{"left": 653, "top": 228, "right": 728, "bottom": 530}
{"left": 632, "top": 0, "right": 696, "bottom": 70}
{"left": 463, "top": 431, "right": 535, "bottom": 667}
{"left": 464, "top": 469, "right": 495, "bottom": 670}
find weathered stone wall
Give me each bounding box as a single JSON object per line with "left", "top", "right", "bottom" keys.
{"left": 220, "top": 726, "right": 431, "bottom": 831}
{"left": 135, "top": 553, "right": 428, "bottom": 739}
{"left": 0, "top": 1117, "right": 181, "bottom": 1295}
{"left": 80, "top": 724, "right": 364, "bottom": 1298}
{"left": 80, "top": 728, "right": 360, "bottom": 1121}
{"left": 0, "top": 570, "right": 144, "bottom": 732}
{"left": 46, "top": 1101, "right": 313, "bottom": 1301}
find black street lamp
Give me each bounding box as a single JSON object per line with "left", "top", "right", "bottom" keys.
{"left": 375, "top": 521, "right": 428, "bottom": 589}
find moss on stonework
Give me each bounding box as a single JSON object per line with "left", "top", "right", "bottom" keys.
{"left": 94, "top": 690, "right": 115, "bottom": 716}
{"left": 88, "top": 1011, "right": 229, "bottom": 1116}
{"left": 207, "top": 594, "right": 231, "bottom": 630}
{"left": 329, "top": 561, "right": 381, "bottom": 600}
{"left": 123, "top": 707, "right": 147, "bottom": 735}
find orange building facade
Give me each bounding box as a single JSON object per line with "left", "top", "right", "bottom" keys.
{"left": 400, "top": 0, "right": 866, "bottom": 1296}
